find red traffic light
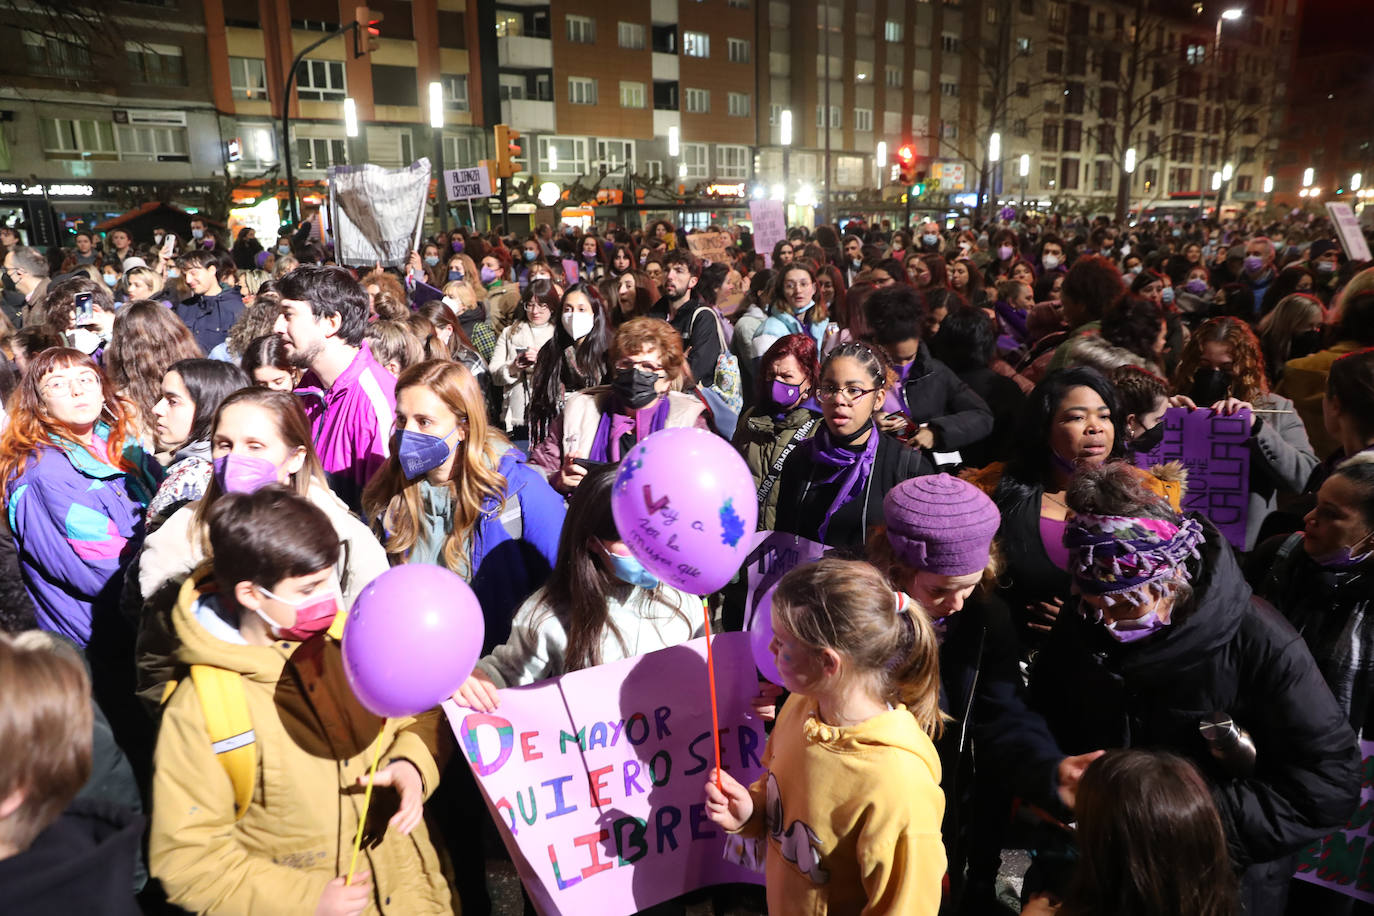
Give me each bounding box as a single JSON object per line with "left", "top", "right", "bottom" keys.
{"left": 897, "top": 145, "right": 918, "bottom": 184}
{"left": 897, "top": 145, "right": 915, "bottom": 162}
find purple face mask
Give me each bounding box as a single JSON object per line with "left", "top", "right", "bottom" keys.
{"left": 998, "top": 245, "right": 1014, "bottom": 261}
{"left": 213, "top": 454, "right": 281, "bottom": 494}
{"left": 769, "top": 379, "right": 802, "bottom": 411}
{"left": 1103, "top": 608, "right": 1170, "bottom": 643}
{"left": 451, "top": 239, "right": 464, "bottom": 253}
{"left": 1184, "top": 278, "right": 1208, "bottom": 295}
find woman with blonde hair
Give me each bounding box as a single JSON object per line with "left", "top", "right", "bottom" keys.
{"left": 120, "top": 264, "right": 170, "bottom": 306}
{"left": 442, "top": 280, "right": 498, "bottom": 362}
{"left": 1257, "top": 292, "right": 1325, "bottom": 386}
{"left": 104, "top": 301, "right": 204, "bottom": 446}
{"left": 362, "top": 359, "right": 564, "bottom": 650}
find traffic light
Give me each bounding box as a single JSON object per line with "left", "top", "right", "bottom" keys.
{"left": 353, "top": 7, "right": 383, "bottom": 59}
{"left": 897, "top": 144, "right": 917, "bottom": 185}
{"left": 493, "top": 124, "right": 522, "bottom": 179}
{"left": 914, "top": 169, "right": 927, "bottom": 196}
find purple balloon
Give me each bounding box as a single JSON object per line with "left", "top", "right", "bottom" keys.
{"left": 749, "top": 583, "right": 784, "bottom": 686}
{"left": 610, "top": 427, "right": 758, "bottom": 595}
{"left": 342, "top": 564, "right": 484, "bottom": 718}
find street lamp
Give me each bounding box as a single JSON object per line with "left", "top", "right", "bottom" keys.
{"left": 1303, "top": 167, "right": 1315, "bottom": 187}
{"left": 1354, "top": 172, "right": 1364, "bottom": 192}
{"left": 988, "top": 132, "right": 1001, "bottom": 163}
{"left": 548, "top": 146, "right": 558, "bottom": 172}
{"left": 1124, "top": 147, "right": 1137, "bottom": 173}
{"left": 1215, "top": 7, "right": 1243, "bottom": 52}
{"left": 1018, "top": 153, "right": 1030, "bottom": 208}
{"left": 1212, "top": 171, "right": 1222, "bottom": 191}
{"left": 343, "top": 97, "right": 358, "bottom": 139}
{"left": 876, "top": 140, "right": 887, "bottom": 191}
{"left": 427, "top": 82, "right": 450, "bottom": 231}
{"left": 1222, "top": 162, "right": 1234, "bottom": 181}
{"left": 1263, "top": 175, "right": 1274, "bottom": 194}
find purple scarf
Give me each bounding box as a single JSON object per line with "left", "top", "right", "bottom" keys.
{"left": 809, "top": 421, "right": 879, "bottom": 542}
{"left": 589, "top": 396, "right": 671, "bottom": 462}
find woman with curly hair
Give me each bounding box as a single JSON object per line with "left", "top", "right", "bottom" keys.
{"left": 210, "top": 286, "right": 282, "bottom": 363}
{"left": 104, "top": 301, "right": 204, "bottom": 448}
{"left": 1172, "top": 316, "right": 1318, "bottom": 549}
{"left": 361, "top": 268, "right": 409, "bottom": 319}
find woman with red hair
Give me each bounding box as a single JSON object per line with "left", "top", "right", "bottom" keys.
{"left": 0, "top": 348, "right": 161, "bottom": 647}
{"left": 733, "top": 334, "right": 822, "bottom": 529}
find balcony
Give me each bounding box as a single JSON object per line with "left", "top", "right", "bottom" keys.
{"left": 653, "top": 110, "right": 681, "bottom": 138}
{"left": 652, "top": 52, "right": 679, "bottom": 81}
{"left": 501, "top": 99, "right": 556, "bottom": 133}
{"left": 497, "top": 35, "right": 553, "bottom": 70}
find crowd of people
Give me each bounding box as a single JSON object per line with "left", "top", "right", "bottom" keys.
{"left": 0, "top": 205, "right": 1371, "bottom": 916}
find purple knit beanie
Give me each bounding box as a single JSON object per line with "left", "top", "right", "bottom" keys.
{"left": 883, "top": 474, "right": 1001, "bottom": 576}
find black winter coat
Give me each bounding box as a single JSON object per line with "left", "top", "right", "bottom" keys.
{"left": 893, "top": 341, "right": 994, "bottom": 452}
{"left": 1025, "top": 522, "right": 1361, "bottom": 869}
{"left": 173, "top": 285, "right": 245, "bottom": 354}
{"left": 773, "top": 431, "right": 931, "bottom": 552}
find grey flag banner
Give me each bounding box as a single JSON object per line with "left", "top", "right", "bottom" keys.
{"left": 328, "top": 158, "right": 431, "bottom": 268}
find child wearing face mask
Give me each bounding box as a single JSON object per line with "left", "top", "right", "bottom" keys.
{"left": 150, "top": 485, "right": 454, "bottom": 916}
{"left": 453, "top": 465, "right": 702, "bottom": 709}
{"left": 362, "top": 359, "right": 564, "bottom": 653}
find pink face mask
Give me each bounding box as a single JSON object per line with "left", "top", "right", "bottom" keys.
{"left": 253, "top": 583, "right": 340, "bottom": 641}
{"left": 213, "top": 454, "right": 281, "bottom": 494}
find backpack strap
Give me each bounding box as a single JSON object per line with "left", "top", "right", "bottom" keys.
{"left": 691, "top": 305, "right": 729, "bottom": 350}
{"left": 188, "top": 664, "right": 257, "bottom": 821}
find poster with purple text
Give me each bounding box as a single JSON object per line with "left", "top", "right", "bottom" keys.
{"left": 1293, "top": 739, "right": 1374, "bottom": 903}
{"left": 445, "top": 634, "right": 766, "bottom": 916}
{"left": 1129, "top": 406, "right": 1250, "bottom": 549}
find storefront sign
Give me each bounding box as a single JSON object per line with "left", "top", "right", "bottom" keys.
{"left": 704, "top": 183, "right": 746, "bottom": 199}
{"left": 0, "top": 181, "right": 95, "bottom": 197}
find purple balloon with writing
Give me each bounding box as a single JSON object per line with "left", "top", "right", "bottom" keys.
{"left": 342, "top": 564, "right": 485, "bottom": 718}
{"left": 610, "top": 427, "right": 758, "bottom": 596}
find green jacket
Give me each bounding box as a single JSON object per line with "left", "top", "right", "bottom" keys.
{"left": 733, "top": 405, "right": 822, "bottom": 530}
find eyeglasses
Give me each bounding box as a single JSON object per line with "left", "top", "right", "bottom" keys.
{"left": 816, "top": 385, "right": 878, "bottom": 404}
{"left": 42, "top": 373, "right": 101, "bottom": 398}
{"left": 616, "top": 357, "right": 665, "bottom": 375}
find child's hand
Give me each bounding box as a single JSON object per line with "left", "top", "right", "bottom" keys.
{"left": 452, "top": 670, "right": 500, "bottom": 711}
{"left": 750, "top": 680, "right": 784, "bottom": 721}
{"left": 703, "top": 768, "right": 754, "bottom": 832}
{"left": 316, "top": 871, "right": 370, "bottom": 916}
{"left": 363, "top": 759, "right": 425, "bottom": 834}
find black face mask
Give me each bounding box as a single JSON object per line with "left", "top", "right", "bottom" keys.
{"left": 1128, "top": 418, "right": 1166, "bottom": 453}
{"left": 1290, "top": 329, "right": 1324, "bottom": 361}
{"left": 1190, "top": 367, "right": 1232, "bottom": 405}
{"left": 613, "top": 366, "right": 660, "bottom": 410}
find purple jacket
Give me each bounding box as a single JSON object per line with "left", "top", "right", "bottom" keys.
{"left": 297, "top": 341, "right": 396, "bottom": 512}
{"left": 7, "top": 427, "right": 161, "bottom": 646}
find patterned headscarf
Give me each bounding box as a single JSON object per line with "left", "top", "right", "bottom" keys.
{"left": 1065, "top": 513, "right": 1205, "bottom": 606}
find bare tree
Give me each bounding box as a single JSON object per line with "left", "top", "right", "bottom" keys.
{"left": 0, "top": 1, "right": 127, "bottom": 80}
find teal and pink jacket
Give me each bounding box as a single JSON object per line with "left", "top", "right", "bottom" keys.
{"left": 7, "top": 425, "right": 161, "bottom": 646}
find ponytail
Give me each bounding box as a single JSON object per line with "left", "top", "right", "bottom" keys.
{"left": 773, "top": 558, "right": 947, "bottom": 738}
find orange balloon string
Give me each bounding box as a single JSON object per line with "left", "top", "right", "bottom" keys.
{"left": 701, "top": 598, "right": 724, "bottom": 791}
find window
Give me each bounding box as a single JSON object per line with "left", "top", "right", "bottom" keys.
{"left": 685, "top": 88, "right": 710, "bottom": 113}
{"left": 1017, "top": 37, "right": 1031, "bottom": 54}
{"left": 1170, "top": 167, "right": 1193, "bottom": 192}
{"left": 1094, "top": 160, "right": 1112, "bottom": 191}
{"left": 23, "top": 31, "right": 90, "bottom": 76}
{"left": 597, "top": 139, "right": 635, "bottom": 173}
{"left": 441, "top": 74, "right": 469, "bottom": 111}
{"left": 295, "top": 59, "right": 345, "bottom": 101}
{"left": 1046, "top": 48, "right": 1063, "bottom": 74}
{"left": 682, "top": 142, "right": 709, "bottom": 179}
{"left": 117, "top": 123, "right": 190, "bottom": 161}
{"left": 884, "top": 111, "right": 902, "bottom": 134}
{"left": 941, "top": 33, "right": 959, "bottom": 53}
{"left": 940, "top": 80, "right": 959, "bottom": 97}
{"left": 40, "top": 117, "right": 117, "bottom": 160}
{"left": 1016, "top": 81, "right": 1029, "bottom": 98}
{"left": 568, "top": 77, "right": 597, "bottom": 105}
{"left": 443, "top": 134, "right": 475, "bottom": 168}
{"left": 364, "top": 127, "right": 414, "bottom": 167}
{"left": 296, "top": 136, "right": 347, "bottom": 170}
{"left": 815, "top": 105, "right": 841, "bottom": 128}
{"left": 618, "top": 21, "right": 645, "bottom": 49}
{"left": 940, "top": 120, "right": 958, "bottom": 139}
{"left": 1040, "top": 163, "right": 1057, "bottom": 188}
{"left": 855, "top": 60, "right": 873, "bottom": 82}
{"left": 1042, "top": 121, "right": 1060, "bottom": 151}
{"left": 728, "top": 92, "right": 750, "bottom": 117}
{"left": 229, "top": 57, "right": 267, "bottom": 99}
{"left": 1098, "top": 86, "right": 1117, "bottom": 118}
{"left": 683, "top": 31, "right": 710, "bottom": 57}
{"left": 1096, "top": 123, "right": 1114, "bottom": 152}
{"left": 718, "top": 144, "right": 749, "bottom": 179}
{"left": 885, "top": 65, "right": 903, "bottom": 88}
{"left": 619, "top": 81, "right": 646, "bottom": 108}
{"left": 1236, "top": 174, "right": 1253, "bottom": 192}
{"left": 1013, "top": 118, "right": 1028, "bottom": 138}
{"left": 125, "top": 40, "right": 185, "bottom": 86}
{"left": 728, "top": 38, "right": 750, "bottom": 63}
{"left": 539, "top": 136, "right": 588, "bottom": 173}
{"left": 1063, "top": 119, "right": 1082, "bottom": 152}
{"left": 1059, "top": 157, "right": 1080, "bottom": 189}
{"left": 1185, "top": 42, "right": 1205, "bottom": 65}
{"left": 769, "top": 103, "right": 783, "bottom": 125}
{"left": 855, "top": 108, "right": 873, "bottom": 132}
{"left": 566, "top": 15, "right": 595, "bottom": 44}
{"left": 1064, "top": 81, "right": 1084, "bottom": 114}
{"left": 885, "top": 20, "right": 903, "bottom": 41}
{"left": 728, "top": 0, "right": 750, "bottom": 7}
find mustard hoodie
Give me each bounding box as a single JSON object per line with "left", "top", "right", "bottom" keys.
{"left": 736, "top": 695, "right": 946, "bottom": 915}
{"left": 149, "top": 572, "right": 454, "bottom": 915}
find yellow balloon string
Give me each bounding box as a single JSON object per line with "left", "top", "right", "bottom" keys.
{"left": 346, "top": 729, "right": 385, "bottom": 886}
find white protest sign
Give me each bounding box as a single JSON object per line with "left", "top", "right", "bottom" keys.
{"left": 445, "top": 165, "right": 494, "bottom": 202}
{"left": 1325, "top": 202, "right": 1372, "bottom": 262}
{"left": 748, "top": 200, "right": 786, "bottom": 269}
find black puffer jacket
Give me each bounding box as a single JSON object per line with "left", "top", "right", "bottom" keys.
{"left": 1025, "top": 521, "right": 1360, "bottom": 869}
{"left": 895, "top": 341, "right": 995, "bottom": 451}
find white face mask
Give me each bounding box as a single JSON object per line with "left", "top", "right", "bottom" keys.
{"left": 562, "top": 310, "right": 595, "bottom": 341}
{"left": 1042, "top": 254, "right": 1061, "bottom": 270}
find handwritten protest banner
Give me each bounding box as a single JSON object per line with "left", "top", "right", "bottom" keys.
{"left": 743, "top": 531, "right": 827, "bottom": 632}
{"left": 1294, "top": 740, "right": 1374, "bottom": 903}
{"left": 1129, "top": 407, "right": 1250, "bottom": 549}
{"left": 749, "top": 200, "right": 786, "bottom": 269}
{"left": 686, "top": 231, "right": 732, "bottom": 265}
{"left": 445, "top": 635, "right": 766, "bottom": 916}
{"left": 443, "top": 165, "right": 493, "bottom": 201}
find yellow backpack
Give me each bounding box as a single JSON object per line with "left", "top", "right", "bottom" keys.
{"left": 163, "top": 613, "right": 347, "bottom": 820}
